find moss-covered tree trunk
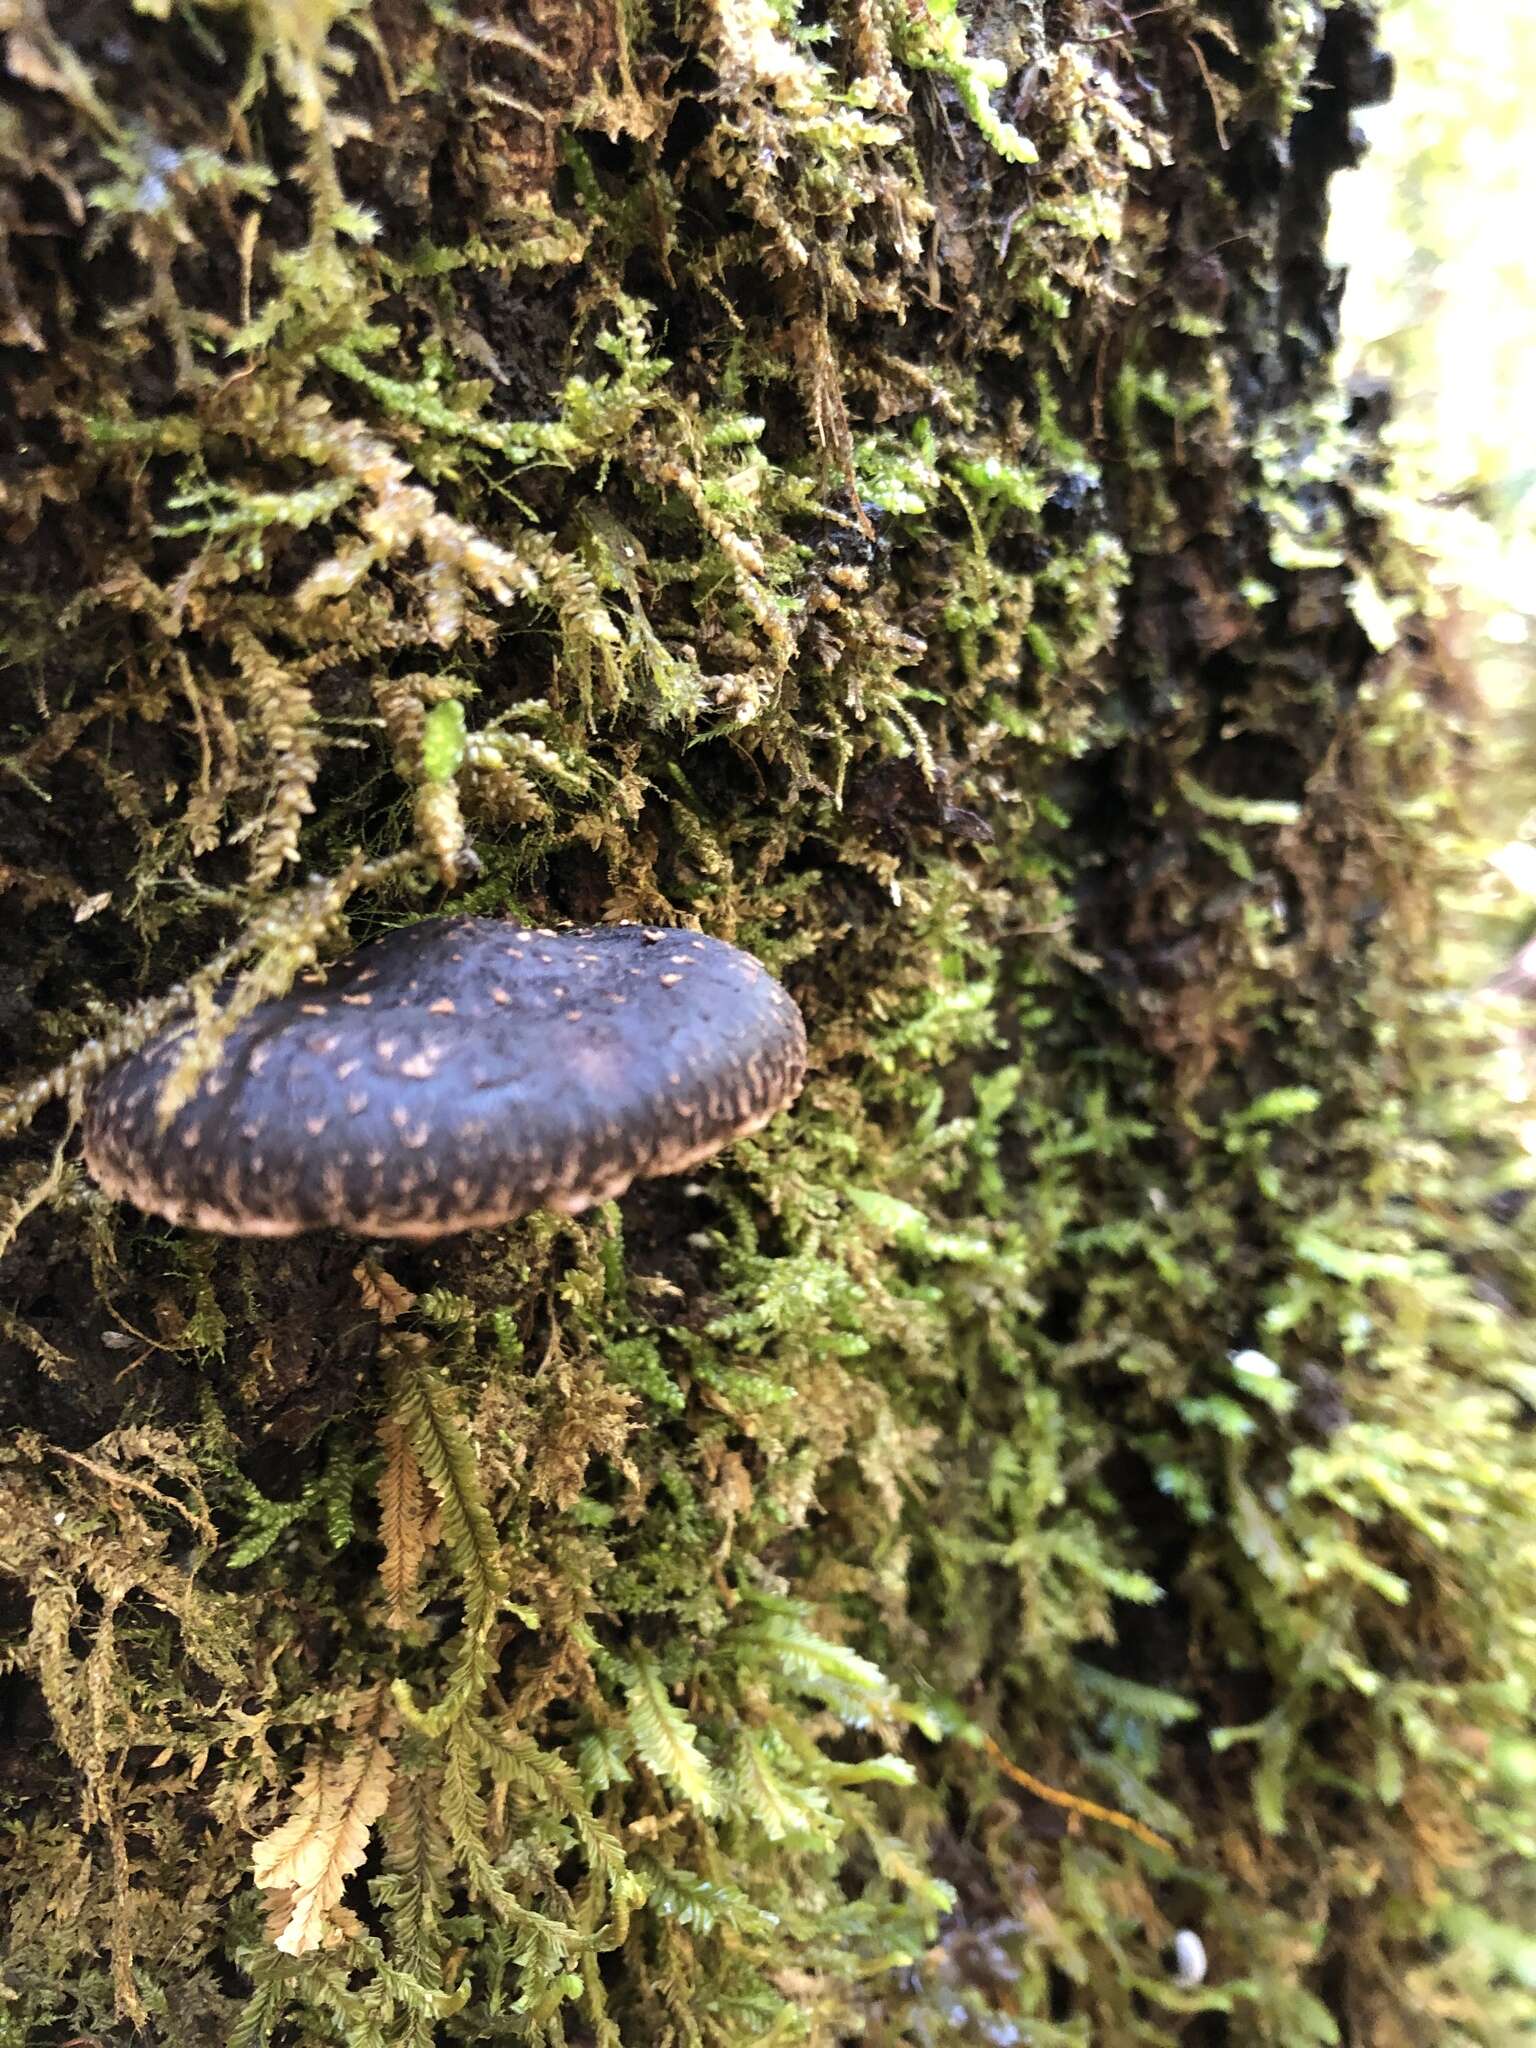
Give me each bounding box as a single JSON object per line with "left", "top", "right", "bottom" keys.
{"left": 3, "top": 3, "right": 1534, "bottom": 2043}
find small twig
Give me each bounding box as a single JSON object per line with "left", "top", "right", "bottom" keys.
{"left": 1185, "top": 34, "right": 1231, "bottom": 151}
{"left": 981, "top": 1730, "right": 1175, "bottom": 1857}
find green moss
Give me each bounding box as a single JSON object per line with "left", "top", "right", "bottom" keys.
{"left": 1, "top": 2, "right": 1534, "bottom": 2044}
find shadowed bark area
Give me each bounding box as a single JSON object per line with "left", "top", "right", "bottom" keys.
{"left": 2, "top": 4, "right": 1533, "bottom": 2044}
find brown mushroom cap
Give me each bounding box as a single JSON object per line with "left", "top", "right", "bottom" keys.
{"left": 81, "top": 918, "right": 807, "bottom": 1239}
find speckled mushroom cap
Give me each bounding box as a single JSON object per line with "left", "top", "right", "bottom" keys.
{"left": 81, "top": 917, "right": 807, "bottom": 1239}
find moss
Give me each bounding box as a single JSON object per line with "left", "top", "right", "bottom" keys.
{"left": 1, "top": 1, "right": 1533, "bottom": 2044}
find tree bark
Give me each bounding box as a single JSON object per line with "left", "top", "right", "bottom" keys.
{"left": 1, "top": 4, "right": 1530, "bottom": 2045}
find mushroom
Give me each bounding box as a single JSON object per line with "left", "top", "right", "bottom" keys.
{"left": 82, "top": 917, "right": 807, "bottom": 1239}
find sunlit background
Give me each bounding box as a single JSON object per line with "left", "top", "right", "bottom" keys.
{"left": 1331, "top": 0, "right": 1536, "bottom": 884}
{"left": 1331, "top": 0, "right": 1536, "bottom": 1139}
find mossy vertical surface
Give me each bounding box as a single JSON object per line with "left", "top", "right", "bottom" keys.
{"left": 2, "top": 3, "right": 1534, "bottom": 2044}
